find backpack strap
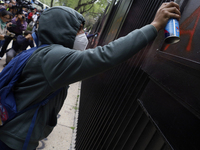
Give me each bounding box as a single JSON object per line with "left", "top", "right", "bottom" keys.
{"left": 22, "top": 88, "right": 63, "bottom": 150}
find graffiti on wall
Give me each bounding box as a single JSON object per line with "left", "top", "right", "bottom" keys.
{"left": 164, "top": 6, "right": 200, "bottom": 52}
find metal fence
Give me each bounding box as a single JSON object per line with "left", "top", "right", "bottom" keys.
{"left": 76, "top": 0, "right": 200, "bottom": 149}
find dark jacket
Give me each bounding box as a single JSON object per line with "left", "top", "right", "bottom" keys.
{"left": 12, "top": 35, "right": 34, "bottom": 52}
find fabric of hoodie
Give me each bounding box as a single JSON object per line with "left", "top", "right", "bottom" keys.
{"left": 0, "top": 6, "right": 157, "bottom": 150}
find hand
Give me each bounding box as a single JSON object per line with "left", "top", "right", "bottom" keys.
{"left": 6, "top": 22, "right": 12, "bottom": 28}
{"left": 25, "top": 34, "right": 33, "bottom": 40}
{"left": 6, "top": 31, "right": 15, "bottom": 37}
{"left": 9, "top": 32, "right": 15, "bottom": 38}
{"left": 18, "top": 14, "right": 22, "bottom": 20}
{"left": 151, "top": 2, "right": 181, "bottom": 31}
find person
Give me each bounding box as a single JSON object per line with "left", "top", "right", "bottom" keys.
{"left": 23, "top": 8, "right": 28, "bottom": 22}
{"left": 0, "top": 2, "right": 181, "bottom": 150}
{"left": 15, "top": 30, "right": 34, "bottom": 51}
{"left": 0, "top": 10, "right": 27, "bottom": 59}
{"left": 30, "top": 11, "right": 39, "bottom": 29}
{"left": 32, "top": 12, "right": 40, "bottom": 32}
{"left": 7, "top": 5, "right": 16, "bottom": 18}
{"left": 5, "top": 30, "right": 34, "bottom": 65}
{"left": 5, "top": 0, "right": 16, "bottom": 15}
{"left": 10, "top": 11, "right": 27, "bottom": 35}
{"left": 32, "top": 12, "right": 38, "bottom": 23}
{"left": 0, "top": 8, "right": 13, "bottom": 59}
{"left": 27, "top": 9, "right": 34, "bottom": 24}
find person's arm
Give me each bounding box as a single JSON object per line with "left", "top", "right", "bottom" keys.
{"left": 24, "top": 34, "right": 34, "bottom": 48}
{"left": 11, "top": 17, "right": 17, "bottom": 25}
{"left": 16, "top": 35, "right": 27, "bottom": 45}
{"left": 19, "top": 34, "right": 34, "bottom": 49}
{"left": 6, "top": 22, "right": 12, "bottom": 28}
{"left": 43, "top": 2, "right": 181, "bottom": 88}
{"left": 44, "top": 24, "right": 157, "bottom": 88}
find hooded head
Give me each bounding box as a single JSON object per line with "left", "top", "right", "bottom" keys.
{"left": 38, "top": 6, "right": 85, "bottom": 49}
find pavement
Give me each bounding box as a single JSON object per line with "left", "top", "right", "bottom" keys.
{"left": 0, "top": 43, "right": 80, "bottom": 150}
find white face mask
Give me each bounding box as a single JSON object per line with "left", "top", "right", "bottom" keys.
{"left": 73, "top": 33, "right": 88, "bottom": 51}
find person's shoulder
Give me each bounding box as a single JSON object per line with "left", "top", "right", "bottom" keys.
{"left": 44, "top": 44, "right": 75, "bottom": 55}
{"left": 49, "top": 44, "right": 70, "bottom": 51}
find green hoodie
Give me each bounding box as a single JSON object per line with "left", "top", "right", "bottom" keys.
{"left": 0, "top": 6, "right": 157, "bottom": 150}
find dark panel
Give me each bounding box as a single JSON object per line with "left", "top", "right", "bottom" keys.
{"left": 139, "top": 79, "right": 200, "bottom": 150}
{"left": 76, "top": 0, "right": 200, "bottom": 149}
{"left": 142, "top": 0, "right": 200, "bottom": 119}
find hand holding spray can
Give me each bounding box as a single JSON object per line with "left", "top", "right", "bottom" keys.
{"left": 164, "top": 18, "right": 180, "bottom": 44}
{"left": 164, "top": 0, "right": 180, "bottom": 44}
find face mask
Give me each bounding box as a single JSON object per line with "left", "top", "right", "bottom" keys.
{"left": 73, "top": 33, "right": 88, "bottom": 51}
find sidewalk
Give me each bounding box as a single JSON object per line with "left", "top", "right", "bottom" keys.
{"left": 0, "top": 44, "right": 80, "bottom": 150}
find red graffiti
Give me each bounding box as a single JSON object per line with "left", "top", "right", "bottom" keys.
{"left": 164, "top": 6, "right": 200, "bottom": 51}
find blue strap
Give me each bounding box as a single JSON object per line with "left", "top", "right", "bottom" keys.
{"left": 22, "top": 88, "right": 63, "bottom": 150}
{"left": 22, "top": 105, "right": 40, "bottom": 150}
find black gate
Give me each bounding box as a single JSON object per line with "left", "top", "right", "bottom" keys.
{"left": 76, "top": 0, "right": 200, "bottom": 149}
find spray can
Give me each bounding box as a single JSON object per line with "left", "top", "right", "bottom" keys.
{"left": 164, "top": 18, "right": 180, "bottom": 44}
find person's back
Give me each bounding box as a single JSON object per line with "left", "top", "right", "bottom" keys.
{"left": 0, "top": 3, "right": 181, "bottom": 150}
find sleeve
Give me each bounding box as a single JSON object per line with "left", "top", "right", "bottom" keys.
{"left": 16, "top": 19, "right": 22, "bottom": 26}
{"left": 11, "top": 17, "right": 17, "bottom": 24}
{"left": 17, "top": 35, "right": 27, "bottom": 45}
{"left": 43, "top": 25, "right": 157, "bottom": 89}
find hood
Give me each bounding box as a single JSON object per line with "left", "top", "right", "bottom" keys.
{"left": 38, "top": 6, "right": 85, "bottom": 48}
